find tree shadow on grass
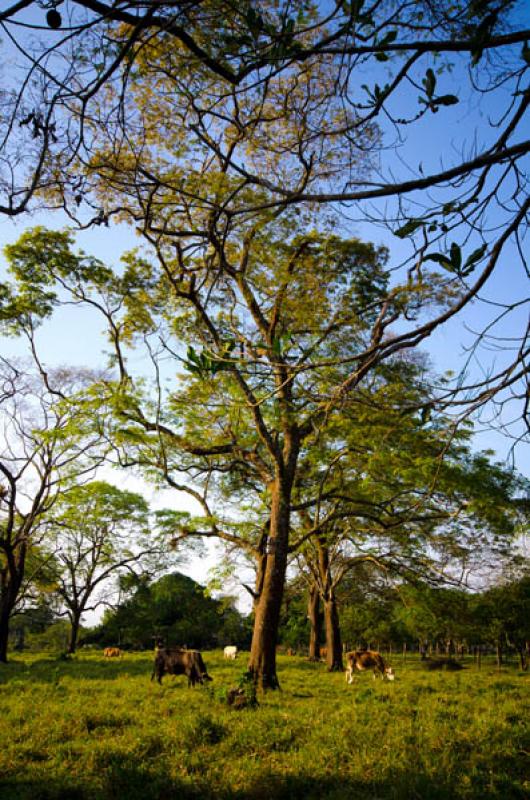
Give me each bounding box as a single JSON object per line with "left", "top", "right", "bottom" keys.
{"left": 0, "top": 656, "right": 153, "bottom": 685}
{"left": 2, "top": 765, "right": 524, "bottom": 800}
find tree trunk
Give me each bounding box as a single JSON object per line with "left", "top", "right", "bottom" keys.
{"left": 496, "top": 639, "right": 502, "bottom": 669}
{"left": 248, "top": 476, "right": 293, "bottom": 690}
{"left": 307, "top": 585, "right": 322, "bottom": 661}
{"left": 0, "top": 549, "right": 25, "bottom": 663}
{"left": 324, "top": 594, "right": 343, "bottom": 671}
{"left": 0, "top": 604, "right": 11, "bottom": 663}
{"left": 68, "top": 611, "right": 82, "bottom": 654}
{"left": 253, "top": 550, "right": 267, "bottom": 612}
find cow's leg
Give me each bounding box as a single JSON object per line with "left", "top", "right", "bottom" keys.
{"left": 346, "top": 666, "right": 353, "bottom": 684}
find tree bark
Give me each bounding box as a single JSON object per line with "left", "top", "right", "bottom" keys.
{"left": 496, "top": 639, "right": 502, "bottom": 669}
{"left": 0, "top": 603, "right": 11, "bottom": 663}
{"left": 68, "top": 611, "right": 82, "bottom": 654}
{"left": 307, "top": 584, "right": 322, "bottom": 661}
{"left": 248, "top": 476, "right": 293, "bottom": 690}
{"left": 0, "top": 545, "right": 26, "bottom": 663}
{"left": 324, "top": 594, "right": 343, "bottom": 671}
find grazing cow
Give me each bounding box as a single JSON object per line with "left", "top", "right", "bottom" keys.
{"left": 151, "top": 646, "right": 213, "bottom": 687}
{"left": 345, "top": 650, "right": 395, "bottom": 683}
{"left": 103, "top": 647, "right": 122, "bottom": 658}
{"left": 286, "top": 648, "right": 296, "bottom": 656}
{"left": 424, "top": 658, "right": 464, "bottom": 671}
{"left": 224, "top": 645, "right": 238, "bottom": 660}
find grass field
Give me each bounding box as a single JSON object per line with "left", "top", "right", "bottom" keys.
{"left": 0, "top": 650, "right": 528, "bottom": 800}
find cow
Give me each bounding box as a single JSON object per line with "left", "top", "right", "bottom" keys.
{"left": 151, "top": 646, "right": 213, "bottom": 687}
{"left": 103, "top": 647, "right": 122, "bottom": 658}
{"left": 345, "top": 650, "right": 395, "bottom": 683}
{"left": 224, "top": 645, "right": 238, "bottom": 660}
{"left": 319, "top": 646, "right": 327, "bottom": 661}
{"left": 424, "top": 658, "right": 464, "bottom": 671}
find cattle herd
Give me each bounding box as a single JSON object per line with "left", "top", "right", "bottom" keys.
{"left": 102, "top": 642, "right": 396, "bottom": 687}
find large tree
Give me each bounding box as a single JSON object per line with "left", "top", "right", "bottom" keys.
{"left": 92, "top": 570, "right": 252, "bottom": 651}
{"left": 3, "top": 221, "right": 455, "bottom": 687}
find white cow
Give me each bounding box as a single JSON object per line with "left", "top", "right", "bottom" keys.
{"left": 223, "top": 645, "right": 238, "bottom": 660}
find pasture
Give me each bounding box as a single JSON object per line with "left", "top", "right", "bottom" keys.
{"left": 0, "top": 651, "right": 528, "bottom": 800}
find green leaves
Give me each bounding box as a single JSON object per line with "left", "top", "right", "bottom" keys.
{"left": 419, "top": 68, "right": 458, "bottom": 113}
{"left": 422, "top": 68, "right": 436, "bottom": 100}
{"left": 470, "top": 11, "right": 499, "bottom": 66}
{"left": 425, "top": 243, "right": 487, "bottom": 277}
{"left": 375, "top": 29, "right": 397, "bottom": 61}
{"left": 183, "top": 340, "right": 236, "bottom": 377}
{"left": 394, "top": 219, "right": 424, "bottom": 239}
{"left": 361, "top": 82, "right": 390, "bottom": 107}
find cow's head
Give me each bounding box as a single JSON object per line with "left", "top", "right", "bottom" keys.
{"left": 385, "top": 667, "right": 395, "bottom": 681}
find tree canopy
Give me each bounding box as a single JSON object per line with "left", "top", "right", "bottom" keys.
{"left": 1, "top": 1, "right": 528, "bottom": 424}
{"left": 91, "top": 570, "right": 252, "bottom": 650}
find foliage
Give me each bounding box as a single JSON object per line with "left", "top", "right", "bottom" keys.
{"left": 0, "top": 362, "right": 108, "bottom": 661}
{"left": 90, "top": 571, "right": 252, "bottom": 651}
{"left": 471, "top": 575, "right": 530, "bottom": 653}
{"left": 38, "top": 480, "right": 188, "bottom": 652}
{"left": 280, "top": 572, "right": 530, "bottom": 658}
{"left": 1, "top": 0, "right": 529, "bottom": 683}
{"left": 1, "top": 0, "right": 528, "bottom": 427}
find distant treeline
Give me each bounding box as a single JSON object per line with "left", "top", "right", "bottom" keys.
{"left": 278, "top": 575, "right": 530, "bottom": 669}
{"left": 11, "top": 572, "right": 253, "bottom": 653}
{"left": 10, "top": 572, "right": 529, "bottom": 670}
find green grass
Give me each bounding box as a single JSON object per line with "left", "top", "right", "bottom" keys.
{"left": 0, "top": 651, "right": 528, "bottom": 800}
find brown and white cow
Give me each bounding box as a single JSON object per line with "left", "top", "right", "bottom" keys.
{"left": 151, "top": 646, "right": 213, "bottom": 687}
{"left": 345, "top": 650, "right": 395, "bottom": 683}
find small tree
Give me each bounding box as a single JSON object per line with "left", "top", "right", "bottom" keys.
{"left": 43, "top": 481, "right": 186, "bottom": 653}
{"left": 0, "top": 362, "right": 106, "bottom": 662}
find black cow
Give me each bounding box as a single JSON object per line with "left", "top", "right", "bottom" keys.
{"left": 151, "top": 646, "right": 213, "bottom": 686}
{"left": 424, "top": 658, "right": 464, "bottom": 671}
